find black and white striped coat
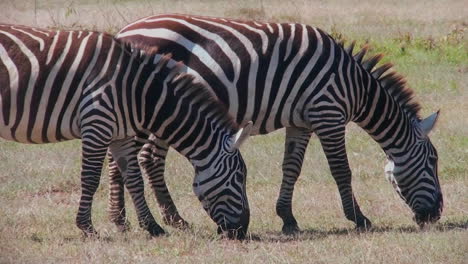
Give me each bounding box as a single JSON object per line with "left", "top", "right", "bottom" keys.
{"left": 0, "top": 24, "right": 252, "bottom": 239}
{"left": 112, "top": 14, "right": 443, "bottom": 232}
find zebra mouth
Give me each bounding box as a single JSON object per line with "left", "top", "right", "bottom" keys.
{"left": 414, "top": 192, "right": 444, "bottom": 228}
{"left": 413, "top": 207, "right": 442, "bottom": 228}
{"left": 414, "top": 214, "right": 441, "bottom": 228}
{"left": 217, "top": 225, "right": 247, "bottom": 240}
{"left": 217, "top": 209, "right": 250, "bottom": 240}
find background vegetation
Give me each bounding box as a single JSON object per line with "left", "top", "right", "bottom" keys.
{"left": 0, "top": 0, "right": 466, "bottom": 263}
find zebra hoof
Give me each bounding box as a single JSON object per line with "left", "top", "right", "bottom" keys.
{"left": 163, "top": 216, "right": 191, "bottom": 230}
{"left": 82, "top": 229, "right": 100, "bottom": 239}
{"left": 148, "top": 223, "right": 166, "bottom": 237}
{"left": 282, "top": 224, "right": 300, "bottom": 235}
{"left": 116, "top": 221, "right": 131, "bottom": 233}
{"left": 172, "top": 219, "right": 191, "bottom": 230}
{"left": 356, "top": 218, "right": 372, "bottom": 231}
{"left": 77, "top": 222, "right": 99, "bottom": 238}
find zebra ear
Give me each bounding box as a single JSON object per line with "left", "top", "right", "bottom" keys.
{"left": 419, "top": 110, "right": 440, "bottom": 136}
{"left": 228, "top": 121, "right": 253, "bottom": 151}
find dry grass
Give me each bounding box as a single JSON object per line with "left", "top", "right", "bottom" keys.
{"left": 1, "top": 0, "right": 466, "bottom": 37}
{"left": 0, "top": 0, "right": 467, "bottom": 263}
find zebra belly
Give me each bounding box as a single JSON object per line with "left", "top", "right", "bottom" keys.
{"left": 0, "top": 105, "right": 80, "bottom": 144}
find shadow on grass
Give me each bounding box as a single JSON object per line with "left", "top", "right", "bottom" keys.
{"left": 245, "top": 218, "right": 468, "bottom": 242}
{"left": 39, "top": 219, "right": 467, "bottom": 243}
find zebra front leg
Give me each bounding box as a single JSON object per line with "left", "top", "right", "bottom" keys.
{"left": 107, "top": 153, "right": 130, "bottom": 232}
{"left": 75, "top": 135, "right": 109, "bottom": 237}
{"left": 139, "top": 136, "right": 189, "bottom": 229}
{"left": 276, "top": 127, "right": 312, "bottom": 234}
{"left": 317, "top": 128, "right": 372, "bottom": 230}
{"left": 109, "top": 138, "right": 165, "bottom": 236}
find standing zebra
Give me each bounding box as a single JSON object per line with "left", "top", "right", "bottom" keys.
{"left": 112, "top": 14, "right": 443, "bottom": 233}
{"left": 0, "top": 24, "right": 252, "bottom": 239}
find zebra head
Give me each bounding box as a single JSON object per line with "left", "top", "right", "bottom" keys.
{"left": 385, "top": 111, "right": 443, "bottom": 227}
{"left": 193, "top": 122, "right": 253, "bottom": 239}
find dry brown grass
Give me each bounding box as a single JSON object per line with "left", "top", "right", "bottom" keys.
{"left": 1, "top": 0, "right": 466, "bottom": 37}
{"left": 0, "top": 0, "right": 467, "bottom": 263}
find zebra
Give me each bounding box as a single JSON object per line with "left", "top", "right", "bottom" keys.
{"left": 0, "top": 24, "right": 252, "bottom": 239}
{"left": 111, "top": 14, "right": 444, "bottom": 233}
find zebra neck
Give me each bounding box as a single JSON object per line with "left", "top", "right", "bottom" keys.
{"left": 354, "top": 80, "right": 418, "bottom": 158}
{"left": 158, "top": 116, "right": 231, "bottom": 163}
{"left": 141, "top": 83, "right": 234, "bottom": 161}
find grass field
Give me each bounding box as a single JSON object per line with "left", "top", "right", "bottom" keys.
{"left": 0, "top": 0, "right": 467, "bottom": 263}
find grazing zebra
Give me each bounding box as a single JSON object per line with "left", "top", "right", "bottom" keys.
{"left": 0, "top": 24, "right": 252, "bottom": 239}
{"left": 112, "top": 14, "right": 443, "bottom": 233}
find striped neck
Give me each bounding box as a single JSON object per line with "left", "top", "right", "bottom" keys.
{"left": 129, "top": 57, "right": 238, "bottom": 161}
{"left": 334, "top": 42, "right": 424, "bottom": 160}
{"left": 154, "top": 94, "right": 236, "bottom": 162}
{"left": 354, "top": 71, "right": 418, "bottom": 159}
{"left": 154, "top": 92, "right": 237, "bottom": 163}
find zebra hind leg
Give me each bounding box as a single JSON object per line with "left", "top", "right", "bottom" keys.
{"left": 109, "top": 138, "right": 165, "bottom": 236}
{"left": 317, "top": 127, "right": 372, "bottom": 230}
{"left": 107, "top": 152, "right": 130, "bottom": 232}
{"left": 139, "top": 137, "right": 190, "bottom": 229}
{"left": 276, "top": 127, "right": 312, "bottom": 234}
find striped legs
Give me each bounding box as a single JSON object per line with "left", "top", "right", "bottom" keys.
{"left": 108, "top": 138, "right": 165, "bottom": 236}
{"left": 108, "top": 153, "right": 129, "bottom": 232}
{"left": 316, "top": 127, "right": 372, "bottom": 229}
{"left": 76, "top": 133, "right": 109, "bottom": 237}
{"left": 138, "top": 136, "right": 189, "bottom": 228}
{"left": 108, "top": 135, "right": 188, "bottom": 231}
{"left": 276, "top": 127, "right": 313, "bottom": 234}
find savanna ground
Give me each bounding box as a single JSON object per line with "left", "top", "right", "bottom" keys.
{"left": 0, "top": 0, "right": 467, "bottom": 263}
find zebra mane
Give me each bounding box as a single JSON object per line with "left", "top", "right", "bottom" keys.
{"left": 340, "top": 41, "right": 422, "bottom": 121}
{"left": 119, "top": 40, "right": 240, "bottom": 133}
